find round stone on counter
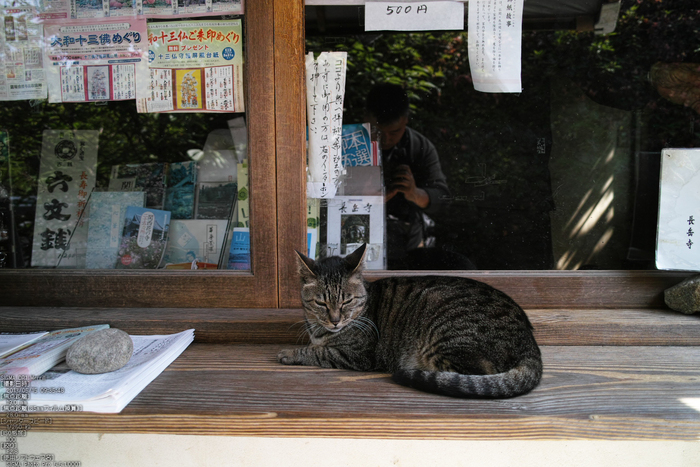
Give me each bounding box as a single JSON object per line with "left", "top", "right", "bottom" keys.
{"left": 665, "top": 274, "right": 700, "bottom": 314}
{"left": 66, "top": 328, "right": 134, "bottom": 374}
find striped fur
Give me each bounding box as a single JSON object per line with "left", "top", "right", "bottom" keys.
{"left": 278, "top": 244, "right": 542, "bottom": 398}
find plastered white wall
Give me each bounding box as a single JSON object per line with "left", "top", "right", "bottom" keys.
{"left": 13, "top": 433, "right": 700, "bottom": 467}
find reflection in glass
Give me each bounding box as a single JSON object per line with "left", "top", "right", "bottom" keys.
{"left": 307, "top": 0, "right": 699, "bottom": 270}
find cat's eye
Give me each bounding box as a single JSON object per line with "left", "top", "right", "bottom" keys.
{"left": 314, "top": 300, "right": 328, "bottom": 309}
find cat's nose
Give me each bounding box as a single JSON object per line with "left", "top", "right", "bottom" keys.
{"left": 330, "top": 317, "right": 341, "bottom": 325}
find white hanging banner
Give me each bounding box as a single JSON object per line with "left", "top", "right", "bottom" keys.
{"left": 306, "top": 51, "right": 347, "bottom": 199}
{"left": 656, "top": 148, "right": 700, "bottom": 271}
{"left": 365, "top": 1, "right": 464, "bottom": 32}
{"left": 468, "top": 0, "right": 523, "bottom": 93}
{"left": 31, "top": 130, "right": 99, "bottom": 268}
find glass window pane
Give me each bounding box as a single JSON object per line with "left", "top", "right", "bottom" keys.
{"left": 305, "top": 1, "right": 699, "bottom": 270}
{"left": 0, "top": 14, "right": 249, "bottom": 271}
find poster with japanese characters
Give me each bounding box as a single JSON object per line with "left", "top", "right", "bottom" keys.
{"left": 325, "top": 195, "right": 385, "bottom": 269}
{"left": 0, "top": 7, "right": 47, "bottom": 101}
{"left": 37, "top": 0, "right": 243, "bottom": 20}
{"left": 43, "top": 17, "right": 149, "bottom": 103}
{"left": 31, "top": 130, "right": 99, "bottom": 268}
{"left": 306, "top": 51, "right": 347, "bottom": 199}
{"left": 137, "top": 19, "right": 244, "bottom": 113}
{"left": 468, "top": 0, "right": 523, "bottom": 93}
{"left": 656, "top": 148, "right": 700, "bottom": 271}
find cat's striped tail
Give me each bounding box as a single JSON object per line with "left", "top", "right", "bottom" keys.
{"left": 391, "top": 357, "right": 542, "bottom": 399}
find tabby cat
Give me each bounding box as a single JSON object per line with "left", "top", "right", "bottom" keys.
{"left": 278, "top": 244, "right": 542, "bottom": 398}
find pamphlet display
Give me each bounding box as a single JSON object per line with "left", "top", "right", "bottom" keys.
{"left": 85, "top": 191, "right": 146, "bottom": 269}
{"left": 164, "top": 160, "right": 197, "bottom": 219}
{"left": 115, "top": 205, "right": 171, "bottom": 269}
{"left": 43, "top": 17, "right": 150, "bottom": 103}
{"left": 109, "top": 162, "right": 168, "bottom": 209}
{"left": 162, "top": 218, "right": 227, "bottom": 268}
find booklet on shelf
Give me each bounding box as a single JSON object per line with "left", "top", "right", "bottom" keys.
{"left": 0, "top": 329, "right": 195, "bottom": 414}
{"left": 0, "top": 325, "right": 110, "bottom": 382}
{"left": 0, "top": 332, "right": 49, "bottom": 359}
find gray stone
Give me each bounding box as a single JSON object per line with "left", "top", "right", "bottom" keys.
{"left": 664, "top": 275, "right": 700, "bottom": 314}
{"left": 66, "top": 328, "right": 134, "bottom": 374}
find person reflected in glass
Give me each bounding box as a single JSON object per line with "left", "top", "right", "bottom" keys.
{"left": 366, "top": 83, "right": 470, "bottom": 269}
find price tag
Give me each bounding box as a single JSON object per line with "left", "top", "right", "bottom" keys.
{"left": 365, "top": 1, "right": 465, "bottom": 31}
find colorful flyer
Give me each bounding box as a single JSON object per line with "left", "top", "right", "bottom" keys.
{"left": 39, "top": 0, "right": 243, "bottom": 20}
{"left": 43, "top": 17, "right": 149, "bottom": 103}
{"left": 31, "top": 130, "right": 99, "bottom": 268}
{"left": 0, "top": 7, "right": 47, "bottom": 101}
{"left": 139, "top": 19, "right": 244, "bottom": 113}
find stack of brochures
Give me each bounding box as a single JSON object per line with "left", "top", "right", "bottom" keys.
{"left": 0, "top": 328, "right": 194, "bottom": 414}
{"left": 0, "top": 325, "right": 110, "bottom": 379}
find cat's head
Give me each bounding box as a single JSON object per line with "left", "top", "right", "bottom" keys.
{"left": 294, "top": 244, "right": 368, "bottom": 333}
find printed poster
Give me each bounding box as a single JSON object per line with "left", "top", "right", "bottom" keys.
{"left": 43, "top": 17, "right": 149, "bottom": 103}
{"left": 37, "top": 0, "right": 243, "bottom": 20}
{"left": 139, "top": 19, "right": 244, "bottom": 113}
{"left": 342, "top": 123, "right": 379, "bottom": 167}
{"left": 468, "top": 0, "right": 523, "bottom": 93}
{"left": 325, "top": 195, "right": 385, "bottom": 269}
{"left": 0, "top": 7, "right": 47, "bottom": 101}
{"left": 31, "top": 130, "right": 99, "bottom": 268}
{"left": 656, "top": 148, "right": 700, "bottom": 271}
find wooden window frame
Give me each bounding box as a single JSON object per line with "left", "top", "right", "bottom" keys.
{"left": 0, "top": 0, "right": 690, "bottom": 310}
{"left": 0, "top": 0, "right": 281, "bottom": 309}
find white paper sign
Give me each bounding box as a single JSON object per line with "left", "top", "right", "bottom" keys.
{"left": 468, "top": 0, "right": 523, "bottom": 93}
{"left": 306, "top": 51, "right": 347, "bottom": 199}
{"left": 656, "top": 148, "right": 700, "bottom": 271}
{"left": 325, "top": 195, "right": 385, "bottom": 269}
{"left": 365, "top": 1, "right": 464, "bottom": 31}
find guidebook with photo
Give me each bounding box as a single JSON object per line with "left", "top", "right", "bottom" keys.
{"left": 116, "top": 206, "right": 171, "bottom": 269}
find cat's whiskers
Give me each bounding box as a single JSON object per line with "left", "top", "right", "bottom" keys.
{"left": 349, "top": 316, "right": 379, "bottom": 340}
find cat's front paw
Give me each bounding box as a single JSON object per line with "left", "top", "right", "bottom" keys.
{"left": 277, "top": 348, "right": 298, "bottom": 365}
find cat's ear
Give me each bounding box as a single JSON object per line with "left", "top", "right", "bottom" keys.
{"left": 295, "top": 250, "right": 316, "bottom": 279}
{"left": 344, "top": 243, "right": 367, "bottom": 273}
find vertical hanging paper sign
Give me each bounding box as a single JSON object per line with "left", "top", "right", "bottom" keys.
{"left": 31, "top": 130, "right": 99, "bottom": 268}
{"left": 468, "top": 0, "right": 523, "bottom": 93}
{"left": 656, "top": 148, "right": 700, "bottom": 271}
{"left": 365, "top": 1, "right": 464, "bottom": 31}
{"left": 306, "top": 51, "right": 347, "bottom": 199}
